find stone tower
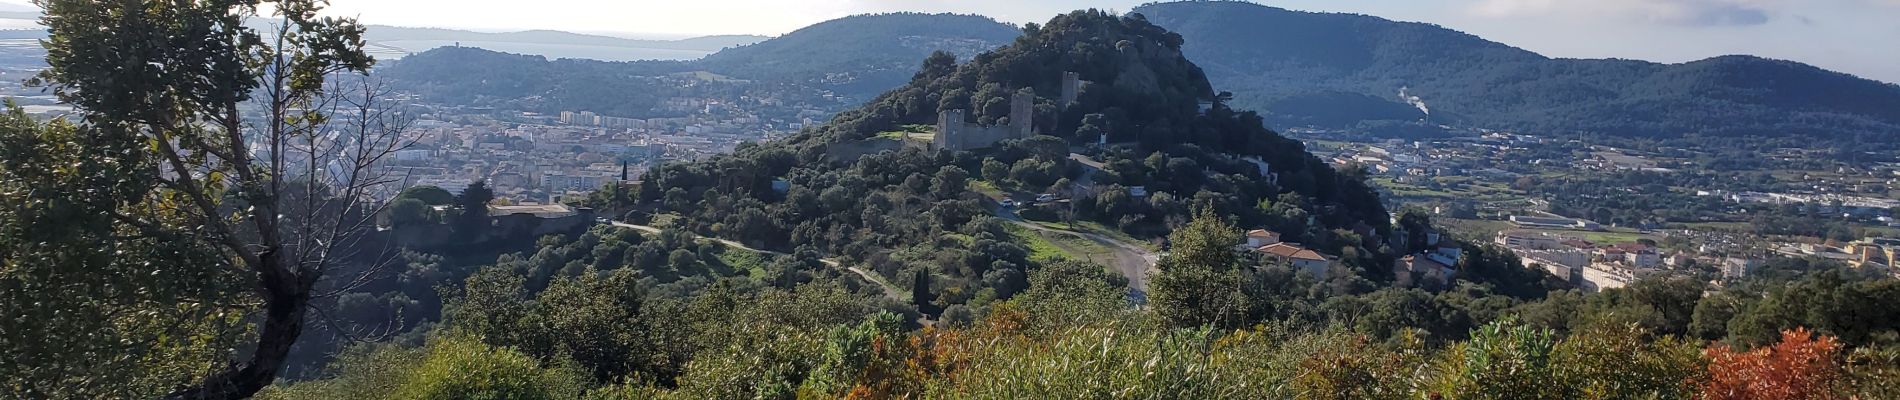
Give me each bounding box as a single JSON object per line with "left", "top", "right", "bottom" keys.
{"left": 934, "top": 108, "right": 965, "bottom": 151}
{"left": 1009, "top": 90, "right": 1034, "bottom": 138}
{"left": 1060, "top": 71, "right": 1081, "bottom": 109}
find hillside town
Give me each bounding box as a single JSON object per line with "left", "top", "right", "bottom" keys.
{"left": 374, "top": 86, "right": 848, "bottom": 205}
{"left": 1494, "top": 225, "right": 1900, "bottom": 293}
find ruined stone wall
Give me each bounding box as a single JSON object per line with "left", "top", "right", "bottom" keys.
{"left": 825, "top": 138, "right": 903, "bottom": 163}
{"left": 932, "top": 91, "right": 1038, "bottom": 152}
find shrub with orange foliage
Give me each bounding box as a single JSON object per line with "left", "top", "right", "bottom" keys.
{"left": 1700, "top": 328, "right": 1843, "bottom": 400}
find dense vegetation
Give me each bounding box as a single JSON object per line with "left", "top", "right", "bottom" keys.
{"left": 8, "top": 1, "right": 1900, "bottom": 399}
{"left": 633, "top": 9, "right": 1411, "bottom": 316}
{"left": 263, "top": 211, "right": 1900, "bottom": 399}
{"left": 458, "top": 12, "right": 1890, "bottom": 396}
{"left": 1138, "top": 1, "right": 1900, "bottom": 145}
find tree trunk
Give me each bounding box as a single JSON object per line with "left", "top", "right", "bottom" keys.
{"left": 162, "top": 254, "right": 308, "bottom": 400}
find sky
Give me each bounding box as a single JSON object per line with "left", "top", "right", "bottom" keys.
{"left": 1, "top": 0, "right": 1895, "bottom": 83}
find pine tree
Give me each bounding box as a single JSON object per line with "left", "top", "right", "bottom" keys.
{"left": 454, "top": 180, "right": 496, "bottom": 240}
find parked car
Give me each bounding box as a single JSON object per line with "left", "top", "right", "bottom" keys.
{"left": 1000, "top": 198, "right": 1018, "bottom": 208}
{"left": 1035, "top": 193, "right": 1058, "bottom": 203}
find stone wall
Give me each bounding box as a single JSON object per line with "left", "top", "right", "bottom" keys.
{"left": 492, "top": 210, "right": 593, "bottom": 238}
{"left": 824, "top": 138, "right": 904, "bottom": 163}
{"left": 390, "top": 208, "right": 594, "bottom": 249}
{"left": 932, "top": 90, "right": 1037, "bottom": 152}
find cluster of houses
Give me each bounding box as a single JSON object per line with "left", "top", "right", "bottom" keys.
{"left": 1493, "top": 230, "right": 1822, "bottom": 292}
{"left": 1501, "top": 227, "right": 1900, "bottom": 291}
{"left": 1775, "top": 237, "right": 1900, "bottom": 275}
{"left": 1497, "top": 230, "right": 1663, "bottom": 291}
{"left": 1237, "top": 227, "right": 1465, "bottom": 288}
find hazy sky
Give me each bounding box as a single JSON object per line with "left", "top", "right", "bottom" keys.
{"left": 2, "top": 0, "right": 1895, "bottom": 82}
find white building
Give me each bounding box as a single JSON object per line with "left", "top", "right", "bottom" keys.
{"left": 1496, "top": 231, "right": 1561, "bottom": 250}
{"left": 1627, "top": 250, "right": 1662, "bottom": 269}
{"left": 1244, "top": 229, "right": 1282, "bottom": 248}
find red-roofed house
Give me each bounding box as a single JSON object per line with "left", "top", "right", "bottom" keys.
{"left": 1259, "top": 242, "right": 1333, "bottom": 277}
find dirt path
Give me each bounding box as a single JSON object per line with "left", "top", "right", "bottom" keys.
{"left": 1014, "top": 221, "right": 1155, "bottom": 288}
{"left": 610, "top": 222, "right": 905, "bottom": 302}
{"left": 994, "top": 210, "right": 1157, "bottom": 303}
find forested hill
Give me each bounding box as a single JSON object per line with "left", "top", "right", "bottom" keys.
{"left": 378, "top": 12, "right": 1020, "bottom": 105}
{"left": 634, "top": 9, "right": 1413, "bottom": 317}
{"left": 377, "top": 47, "right": 693, "bottom": 116}
{"left": 1136, "top": 1, "right": 1900, "bottom": 142}
{"left": 697, "top": 12, "right": 1021, "bottom": 98}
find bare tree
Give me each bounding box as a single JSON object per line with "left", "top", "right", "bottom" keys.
{"left": 157, "top": 58, "right": 417, "bottom": 400}
{"left": 24, "top": 0, "right": 416, "bottom": 398}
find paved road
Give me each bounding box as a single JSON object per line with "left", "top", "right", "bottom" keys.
{"left": 609, "top": 221, "right": 904, "bottom": 301}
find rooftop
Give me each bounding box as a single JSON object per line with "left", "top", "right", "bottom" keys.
{"left": 489, "top": 204, "right": 576, "bottom": 218}
{"left": 1401, "top": 254, "right": 1451, "bottom": 271}
{"left": 1259, "top": 242, "right": 1327, "bottom": 261}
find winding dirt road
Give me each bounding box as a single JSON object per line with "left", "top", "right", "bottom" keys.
{"left": 609, "top": 221, "right": 904, "bottom": 301}
{"left": 994, "top": 210, "right": 1158, "bottom": 303}
{"left": 611, "top": 209, "right": 1159, "bottom": 306}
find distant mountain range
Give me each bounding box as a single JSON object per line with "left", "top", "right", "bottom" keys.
{"left": 8, "top": 3, "right": 1893, "bottom": 143}
{"left": 1133, "top": 1, "right": 1900, "bottom": 141}
{"left": 381, "top": 3, "right": 1900, "bottom": 144}
{"left": 364, "top": 27, "right": 763, "bottom": 51}
{"left": 383, "top": 12, "right": 1021, "bottom": 102}
{"left": 363, "top": 26, "right": 765, "bottom": 61}
{"left": 0, "top": 11, "right": 769, "bottom": 62}
{"left": 696, "top": 12, "right": 1021, "bottom": 97}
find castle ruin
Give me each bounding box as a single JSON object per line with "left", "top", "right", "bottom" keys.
{"left": 930, "top": 72, "right": 1085, "bottom": 152}
{"left": 932, "top": 90, "right": 1035, "bottom": 152}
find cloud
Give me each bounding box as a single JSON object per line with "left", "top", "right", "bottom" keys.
{"left": 1469, "top": 0, "right": 1778, "bottom": 26}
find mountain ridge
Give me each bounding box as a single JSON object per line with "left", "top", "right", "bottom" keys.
{"left": 378, "top": 3, "right": 1900, "bottom": 144}
{"left": 1134, "top": 1, "right": 1900, "bottom": 142}
{"left": 364, "top": 25, "right": 767, "bottom": 52}
{"left": 696, "top": 12, "right": 1022, "bottom": 98}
